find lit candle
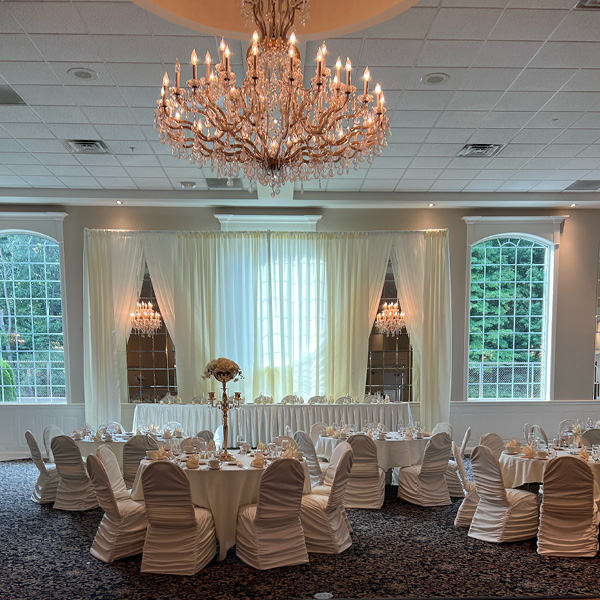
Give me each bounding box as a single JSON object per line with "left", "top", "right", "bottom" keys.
{"left": 363, "top": 67, "right": 370, "bottom": 96}
{"left": 191, "top": 50, "right": 198, "bottom": 81}
{"left": 162, "top": 72, "right": 169, "bottom": 98}
{"left": 375, "top": 83, "right": 381, "bottom": 108}
{"left": 289, "top": 46, "right": 294, "bottom": 72}
{"left": 205, "top": 51, "right": 211, "bottom": 80}
{"left": 160, "top": 86, "right": 166, "bottom": 106}
{"left": 320, "top": 42, "right": 327, "bottom": 70}
{"left": 175, "top": 58, "right": 180, "bottom": 88}
{"left": 345, "top": 58, "right": 351, "bottom": 86}
{"left": 316, "top": 50, "right": 322, "bottom": 77}
{"left": 252, "top": 43, "right": 258, "bottom": 71}
{"left": 335, "top": 57, "right": 341, "bottom": 89}
{"left": 290, "top": 32, "right": 296, "bottom": 45}
{"left": 253, "top": 30, "right": 259, "bottom": 44}
{"left": 224, "top": 46, "right": 230, "bottom": 72}
{"left": 220, "top": 38, "right": 226, "bottom": 65}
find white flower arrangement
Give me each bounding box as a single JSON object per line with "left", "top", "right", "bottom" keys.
{"left": 202, "top": 357, "right": 243, "bottom": 384}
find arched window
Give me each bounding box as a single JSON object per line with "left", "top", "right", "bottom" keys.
{"left": 0, "top": 233, "right": 66, "bottom": 402}
{"left": 467, "top": 235, "right": 550, "bottom": 401}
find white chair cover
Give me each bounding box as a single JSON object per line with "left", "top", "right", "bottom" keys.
{"left": 214, "top": 425, "right": 224, "bottom": 447}
{"left": 43, "top": 424, "right": 64, "bottom": 463}
{"left": 86, "top": 454, "right": 147, "bottom": 563}
{"left": 335, "top": 396, "right": 351, "bottom": 404}
{"left": 344, "top": 434, "right": 385, "bottom": 509}
{"left": 236, "top": 458, "right": 308, "bottom": 569}
{"left": 284, "top": 425, "right": 293, "bottom": 436}
{"left": 98, "top": 421, "right": 125, "bottom": 434}
{"left": 195, "top": 430, "right": 214, "bottom": 443}
{"left": 452, "top": 442, "right": 479, "bottom": 528}
{"left": 582, "top": 428, "right": 600, "bottom": 445}
{"left": 95, "top": 445, "right": 129, "bottom": 500}
{"left": 557, "top": 419, "right": 575, "bottom": 437}
{"left": 310, "top": 422, "right": 327, "bottom": 445}
{"left": 51, "top": 435, "right": 98, "bottom": 511}
{"left": 469, "top": 445, "right": 539, "bottom": 543}
{"left": 25, "top": 431, "right": 59, "bottom": 504}
{"left": 308, "top": 395, "right": 326, "bottom": 404}
{"left": 431, "top": 422, "right": 453, "bottom": 437}
{"left": 479, "top": 432, "right": 505, "bottom": 458}
{"left": 459, "top": 427, "right": 471, "bottom": 458}
{"left": 531, "top": 424, "right": 549, "bottom": 446}
{"left": 300, "top": 444, "right": 354, "bottom": 554}
{"left": 397, "top": 432, "right": 452, "bottom": 507}
{"left": 523, "top": 422, "right": 532, "bottom": 440}
{"left": 312, "top": 441, "right": 352, "bottom": 494}
{"left": 141, "top": 461, "right": 216, "bottom": 575}
{"left": 294, "top": 431, "right": 326, "bottom": 486}
{"left": 273, "top": 435, "right": 298, "bottom": 450}
{"left": 123, "top": 435, "right": 158, "bottom": 488}
{"left": 538, "top": 455, "right": 599, "bottom": 556}
{"left": 163, "top": 421, "right": 184, "bottom": 434}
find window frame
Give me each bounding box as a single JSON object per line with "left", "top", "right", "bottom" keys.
{"left": 0, "top": 212, "right": 70, "bottom": 404}
{"left": 463, "top": 216, "right": 567, "bottom": 402}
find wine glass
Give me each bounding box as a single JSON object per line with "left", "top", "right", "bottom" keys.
{"left": 236, "top": 434, "right": 244, "bottom": 449}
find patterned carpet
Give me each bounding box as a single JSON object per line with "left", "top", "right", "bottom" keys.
{"left": 2, "top": 459, "right": 600, "bottom": 600}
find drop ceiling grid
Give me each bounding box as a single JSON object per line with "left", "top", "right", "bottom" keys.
{"left": 0, "top": 0, "right": 598, "bottom": 194}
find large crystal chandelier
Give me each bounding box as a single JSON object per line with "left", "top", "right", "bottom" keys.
{"left": 375, "top": 302, "right": 406, "bottom": 337}
{"left": 130, "top": 302, "right": 162, "bottom": 337}
{"left": 155, "top": 0, "right": 390, "bottom": 195}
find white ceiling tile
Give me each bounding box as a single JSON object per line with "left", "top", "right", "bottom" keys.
{"left": 429, "top": 179, "right": 469, "bottom": 191}
{"left": 482, "top": 111, "right": 536, "bottom": 128}
{"left": 76, "top": 2, "right": 151, "bottom": 35}
{"left": 391, "top": 110, "right": 441, "bottom": 127}
{"left": 155, "top": 35, "right": 218, "bottom": 66}
{"left": 107, "top": 140, "right": 153, "bottom": 154}
{"left": 91, "top": 34, "right": 161, "bottom": 63}
{"left": 0, "top": 61, "right": 60, "bottom": 85}
{"left": 0, "top": 175, "right": 29, "bottom": 186}
{"left": 17, "top": 139, "right": 67, "bottom": 153}
{"left": 547, "top": 169, "right": 591, "bottom": 180}
{"left": 362, "top": 179, "right": 400, "bottom": 191}
{"left": 489, "top": 9, "right": 567, "bottom": 41}
{"left": 510, "top": 129, "right": 561, "bottom": 144}
{"left": 472, "top": 41, "right": 542, "bottom": 68}
{"left": 508, "top": 0, "right": 575, "bottom": 8}
{"left": 326, "top": 179, "right": 364, "bottom": 191}
{"left": 417, "top": 143, "right": 464, "bottom": 156}
{"left": 382, "top": 143, "right": 421, "bottom": 157}
{"left": 364, "top": 157, "right": 413, "bottom": 169}
{"left": 408, "top": 156, "right": 452, "bottom": 169}
{"left": 538, "top": 144, "right": 587, "bottom": 157}
{"left": 495, "top": 91, "right": 555, "bottom": 112}
{"left": 30, "top": 34, "right": 100, "bottom": 62}
{"left": 576, "top": 145, "right": 600, "bottom": 158}
{"left": 406, "top": 68, "right": 468, "bottom": 90}
{"left": 543, "top": 92, "right": 600, "bottom": 112}
{"left": 75, "top": 154, "right": 120, "bottom": 166}
{"left": 0, "top": 122, "right": 54, "bottom": 139}
{"left": 118, "top": 86, "right": 161, "bottom": 108}
{"left": 85, "top": 165, "right": 129, "bottom": 178}
{"left": 32, "top": 106, "right": 90, "bottom": 125}
{"left": 394, "top": 180, "right": 432, "bottom": 191}
{"left": 468, "top": 128, "right": 521, "bottom": 144}
{"left": 59, "top": 176, "right": 101, "bottom": 188}
{"left": 157, "top": 154, "right": 188, "bottom": 167}
{"left": 389, "top": 128, "right": 430, "bottom": 143}
{"left": 446, "top": 91, "right": 503, "bottom": 111}
{"left": 129, "top": 107, "right": 156, "bottom": 126}
{"left": 360, "top": 8, "right": 438, "bottom": 39}
{"left": 496, "top": 180, "right": 537, "bottom": 191}
{"left": 562, "top": 70, "right": 600, "bottom": 93}
{"left": 463, "top": 180, "right": 504, "bottom": 191}
{"left": 426, "top": 128, "right": 475, "bottom": 142}
{"left": 93, "top": 124, "right": 146, "bottom": 141}
{"left": 48, "top": 62, "right": 112, "bottom": 86}
{"left": 446, "top": 156, "right": 491, "bottom": 169}
{"left": 475, "top": 169, "right": 517, "bottom": 179}
{"left": 428, "top": 8, "right": 503, "bottom": 40}
{"left": 438, "top": 169, "right": 480, "bottom": 179}
{"left": 6, "top": 1, "right": 87, "bottom": 34}
{"left": 47, "top": 165, "right": 90, "bottom": 177}
{"left": 435, "top": 111, "right": 487, "bottom": 128}
{"left": 0, "top": 153, "right": 39, "bottom": 165}
{"left": 0, "top": 3, "right": 22, "bottom": 33}
{"left": 8, "top": 164, "right": 51, "bottom": 176}
{"left": 530, "top": 181, "right": 570, "bottom": 191}
{"left": 365, "top": 168, "right": 405, "bottom": 180}
{"left": 360, "top": 40, "right": 422, "bottom": 67}
{"left": 499, "top": 144, "right": 545, "bottom": 157}
{"left": 571, "top": 113, "right": 600, "bottom": 129}
{"left": 81, "top": 106, "right": 134, "bottom": 125}
{"left": 46, "top": 123, "right": 99, "bottom": 140}
{"left": 417, "top": 40, "right": 482, "bottom": 67}
{"left": 21, "top": 175, "right": 63, "bottom": 186}
{"left": 526, "top": 111, "right": 582, "bottom": 129}
{"left": 139, "top": 125, "right": 160, "bottom": 141}
{"left": 443, "top": 0, "right": 509, "bottom": 6}
{"left": 582, "top": 170, "right": 600, "bottom": 179}
{"left": 12, "top": 85, "right": 73, "bottom": 106}
{"left": 561, "top": 157, "right": 600, "bottom": 170}
{"left": 106, "top": 63, "right": 166, "bottom": 87}
{"left": 133, "top": 177, "right": 173, "bottom": 189}
{"left": 95, "top": 177, "right": 138, "bottom": 189}
{"left": 555, "top": 130, "right": 600, "bottom": 145}
{"left": 531, "top": 42, "right": 600, "bottom": 68}
{"left": 115, "top": 154, "right": 160, "bottom": 167}
{"left": 511, "top": 169, "right": 554, "bottom": 180}
{"left": 511, "top": 68, "right": 577, "bottom": 92}
{"left": 485, "top": 156, "right": 534, "bottom": 169}
{"left": 524, "top": 157, "right": 568, "bottom": 170}
{"left": 0, "top": 139, "right": 26, "bottom": 152}
{"left": 459, "top": 68, "right": 521, "bottom": 91}
{"left": 0, "top": 34, "right": 41, "bottom": 61}
{"left": 128, "top": 166, "right": 169, "bottom": 178}
{"left": 146, "top": 13, "right": 198, "bottom": 36}
{"left": 0, "top": 166, "right": 14, "bottom": 175}
{"left": 396, "top": 91, "right": 452, "bottom": 111}
{"left": 550, "top": 11, "right": 600, "bottom": 43}
{"left": 33, "top": 153, "right": 79, "bottom": 166}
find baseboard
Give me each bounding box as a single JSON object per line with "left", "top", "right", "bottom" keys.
{"left": 0, "top": 452, "right": 30, "bottom": 461}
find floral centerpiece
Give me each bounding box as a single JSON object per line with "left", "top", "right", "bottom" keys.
{"left": 203, "top": 358, "right": 243, "bottom": 460}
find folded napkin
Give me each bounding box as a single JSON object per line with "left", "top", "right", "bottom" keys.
{"left": 251, "top": 451, "right": 265, "bottom": 468}
{"left": 162, "top": 428, "right": 172, "bottom": 439}
{"left": 207, "top": 440, "right": 216, "bottom": 451}
{"left": 282, "top": 446, "right": 303, "bottom": 460}
{"left": 422, "top": 429, "right": 431, "bottom": 437}
{"left": 93, "top": 431, "right": 103, "bottom": 442}
{"left": 332, "top": 430, "right": 340, "bottom": 439}
{"left": 521, "top": 445, "right": 536, "bottom": 458}
{"left": 506, "top": 438, "right": 521, "bottom": 449}
{"left": 135, "top": 428, "right": 142, "bottom": 435}
{"left": 257, "top": 440, "right": 265, "bottom": 451}
{"left": 174, "top": 427, "right": 183, "bottom": 437}
{"left": 156, "top": 445, "right": 168, "bottom": 458}
{"left": 326, "top": 426, "right": 334, "bottom": 436}
{"left": 404, "top": 428, "right": 413, "bottom": 439}
{"left": 186, "top": 454, "right": 199, "bottom": 468}
{"left": 572, "top": 423, "right": 582, "bottom": 435}
{"left": 114, "top": 424, "right": 122, "bottom": 434}
{"left": 580, "top": 447, "right": 590, "bottom": 461}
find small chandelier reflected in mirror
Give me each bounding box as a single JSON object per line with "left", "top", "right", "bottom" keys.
{"left": 130, "top": 302, "right": 162, "bottom": 337}
{"left": 375, "top": 302, "right": 406, "bottom": 337}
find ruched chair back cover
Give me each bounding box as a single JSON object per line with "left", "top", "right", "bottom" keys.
{"left": 86, "top": 454, "right": 147, "bottom": 563}
{"left": 431, "top": 422, "right": 453, "bottom": 437}
{"left": 236, "top": 458, "right": 308, "bottom": 569}
{"left": 294, "top": 430, "right": 324, "bottom": 486}
{"left": 300, "top": 444, "right": 354, "bottom": 554}
{"left": 43, "top": 424, "right": 64, "bottom": 463}
{"left": 51, "top": 435, "right": 98, "bottom": 511}
{"left": 310, "top": 422, "right": 327, "bottom": 444}
{"left": 141, "top": 461, "right": 216, "bottom": 575}
{"left": 322, "top": 441, "right": 352, "bottom": 488}
{"left": 397, "top": 432, "right": 452, "bottom": 507}
{"left": 274, "top": 435, "right": 298, "bottom": 449}
{"left": 582, "top": 428, "right": 600, "bottom": 445}
{"left": 479, "top": 433, "right": 505, "bottom": 458}
{"left": 538, "top": 456, "right": 599, "bottom": 557}
{"left": 530, "top": 424, "right": 549, "bottom": 446}
{"left": 558, "top": 419, "right": 575, "bottom": 437}
{"left": 123, "top": 435, "right": 158, "bottom": 488}
{"left": 95, "top": 445, "right": 129, "bottom": 500}
{"left": 25, "top": 431, "right": 59, "bottom": 504}
{"left": 452, "top": 441, "right": 479, "bottom": 528}
{"left": 195, "top": 430, "right": 214, "bottom": 443}
{"left": 344, "top": 434, "right": 385, "bottom": 509}
{"left": 469, "top": 445, "right": 539, "bottom": 543}
{"left": 459, "top": 427, "right": 472, "bottom": 458}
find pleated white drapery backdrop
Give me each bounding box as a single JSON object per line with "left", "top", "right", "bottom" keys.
{"left": 83, "top": 229, "right": 450, "bottom": 428}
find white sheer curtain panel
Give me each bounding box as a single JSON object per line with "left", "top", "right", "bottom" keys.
{"left": 84, "top": 230, "right": 144, "bottom": 426}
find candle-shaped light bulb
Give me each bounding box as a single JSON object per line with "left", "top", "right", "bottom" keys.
{"left": 220, "top": 38, "right": 226, "bottom": 65}
{"left": 288, "top": 46, "right": 294, "bottom": 71}
{"left": 345, "top": 57, "right": 351, "bottom": 86}
{"left": 375, "top": 82, "right": 381, "bottom": 107}
{"left": 224, "top": 46, "right": 230, "bottom": 71}
{"left": 252, "top": 43, "right": 258, "bottom": 71}
{"left": 163, "top": 72, "right": 169, "bottom": 87}
{"left": 175, "top": 58, "right": 180, "bottom": 88}
{"left": 363, "top": 67, "right": 370, "bottom": 96}
{"left": 335, "top": 57, "right": 341, "bottom": 88}
{"left": 316, "top": 50, "right": 322, "bottom": 76}
{"left": 320, "top": 42, "right": 327, "bottom": 69}
{"left": 253, "top": 30, "right": 259, "bottom": 44}
{"left": 290, "top": 32, "right": 296, "bottom": 45}
{"left": 205, "top": 51, "right": 211, "bottom": 80}
{"left": 191, "top": 49, "right": 198, "bottom": 80}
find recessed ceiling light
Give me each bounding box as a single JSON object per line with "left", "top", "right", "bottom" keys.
{"left": 570, "top": 203, "right": 577, "bottom": 207}
{"left": 421, "top": 73, "right": 450, "bottom": 86}
{"left": 180, "top": 181, "right": 197, "bottom": 190}
{"left": 115, "top": 200, "right": 123, "bottom": 205}
{"left": 67, "top": 67, "right": 98, "bottom": 81}
{"left": 428, "top": 203, "right": 435, "bottom": 207}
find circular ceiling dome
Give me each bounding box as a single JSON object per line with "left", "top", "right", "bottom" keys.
{"left": 131, "top": 0, "right": 420, "bottom": 41}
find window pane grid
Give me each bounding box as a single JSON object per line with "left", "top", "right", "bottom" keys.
{"left": 468, "top": 237, "right": 548, "bottom": 401}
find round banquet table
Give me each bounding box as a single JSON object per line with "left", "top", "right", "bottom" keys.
{"left": 130, "top": 453, "right": 312, "bottom": 560}
{"left": 315, "top": 433, "right": 429, "bottom": 470}
{"left": 499, "top": 450, "right": 600, "bottom": 502}
{"left": 133, "top": 402, "right": 413, "bottom": 448}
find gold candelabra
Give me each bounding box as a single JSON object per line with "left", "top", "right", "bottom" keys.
{"left": 208, "top": 388, "right": 241, "bottom": 460}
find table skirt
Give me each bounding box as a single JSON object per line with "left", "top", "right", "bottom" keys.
{"left": 133, "top": 403, "right": 413, "bottom": 447}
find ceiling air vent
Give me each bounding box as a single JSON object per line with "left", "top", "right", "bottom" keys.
{"left": 576, "top": 0, "right": 600, "bottom": 9}
{"left": 0, "top": 85, "right": 25, "bottom": 106}
{"left": 564, "top": 180, "right": 600, "bottom": 191}
{"left": 64, "top": 139, "right": 111, "bottom": 154}
{"left": 457, "top": 144, "right": 503, "bottom": 158}
{"left": 206, "top": 177, "right": 243, "bottom": 190}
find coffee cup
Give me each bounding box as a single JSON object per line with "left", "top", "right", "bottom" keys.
{"left": 209, "top": 458, "right": 220, "bottom": 470}
{"left": 415, "top": 431, "right": 423, "bottom": 439}
{"left": 536, "top": 450, "right": 548, "bottom": 459}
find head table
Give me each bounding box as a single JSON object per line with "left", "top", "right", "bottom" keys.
{"left": 133, "top": 402, "right": 413, "bottom": 447}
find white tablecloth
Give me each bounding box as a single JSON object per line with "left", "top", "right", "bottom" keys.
{"left": 315, "top": 433, "right": 429, "bottom": 470}
{"left": 75, "top": 438, "right": 126, "bottom": 468}
{"left": 133, "top": 403, "right": 413, "bottom": 447}
{"left": 499, "top": 451, "right": 600, "bottom": 502}
{"left": 131, "top": 454, "right": 311, "bottom": 560}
